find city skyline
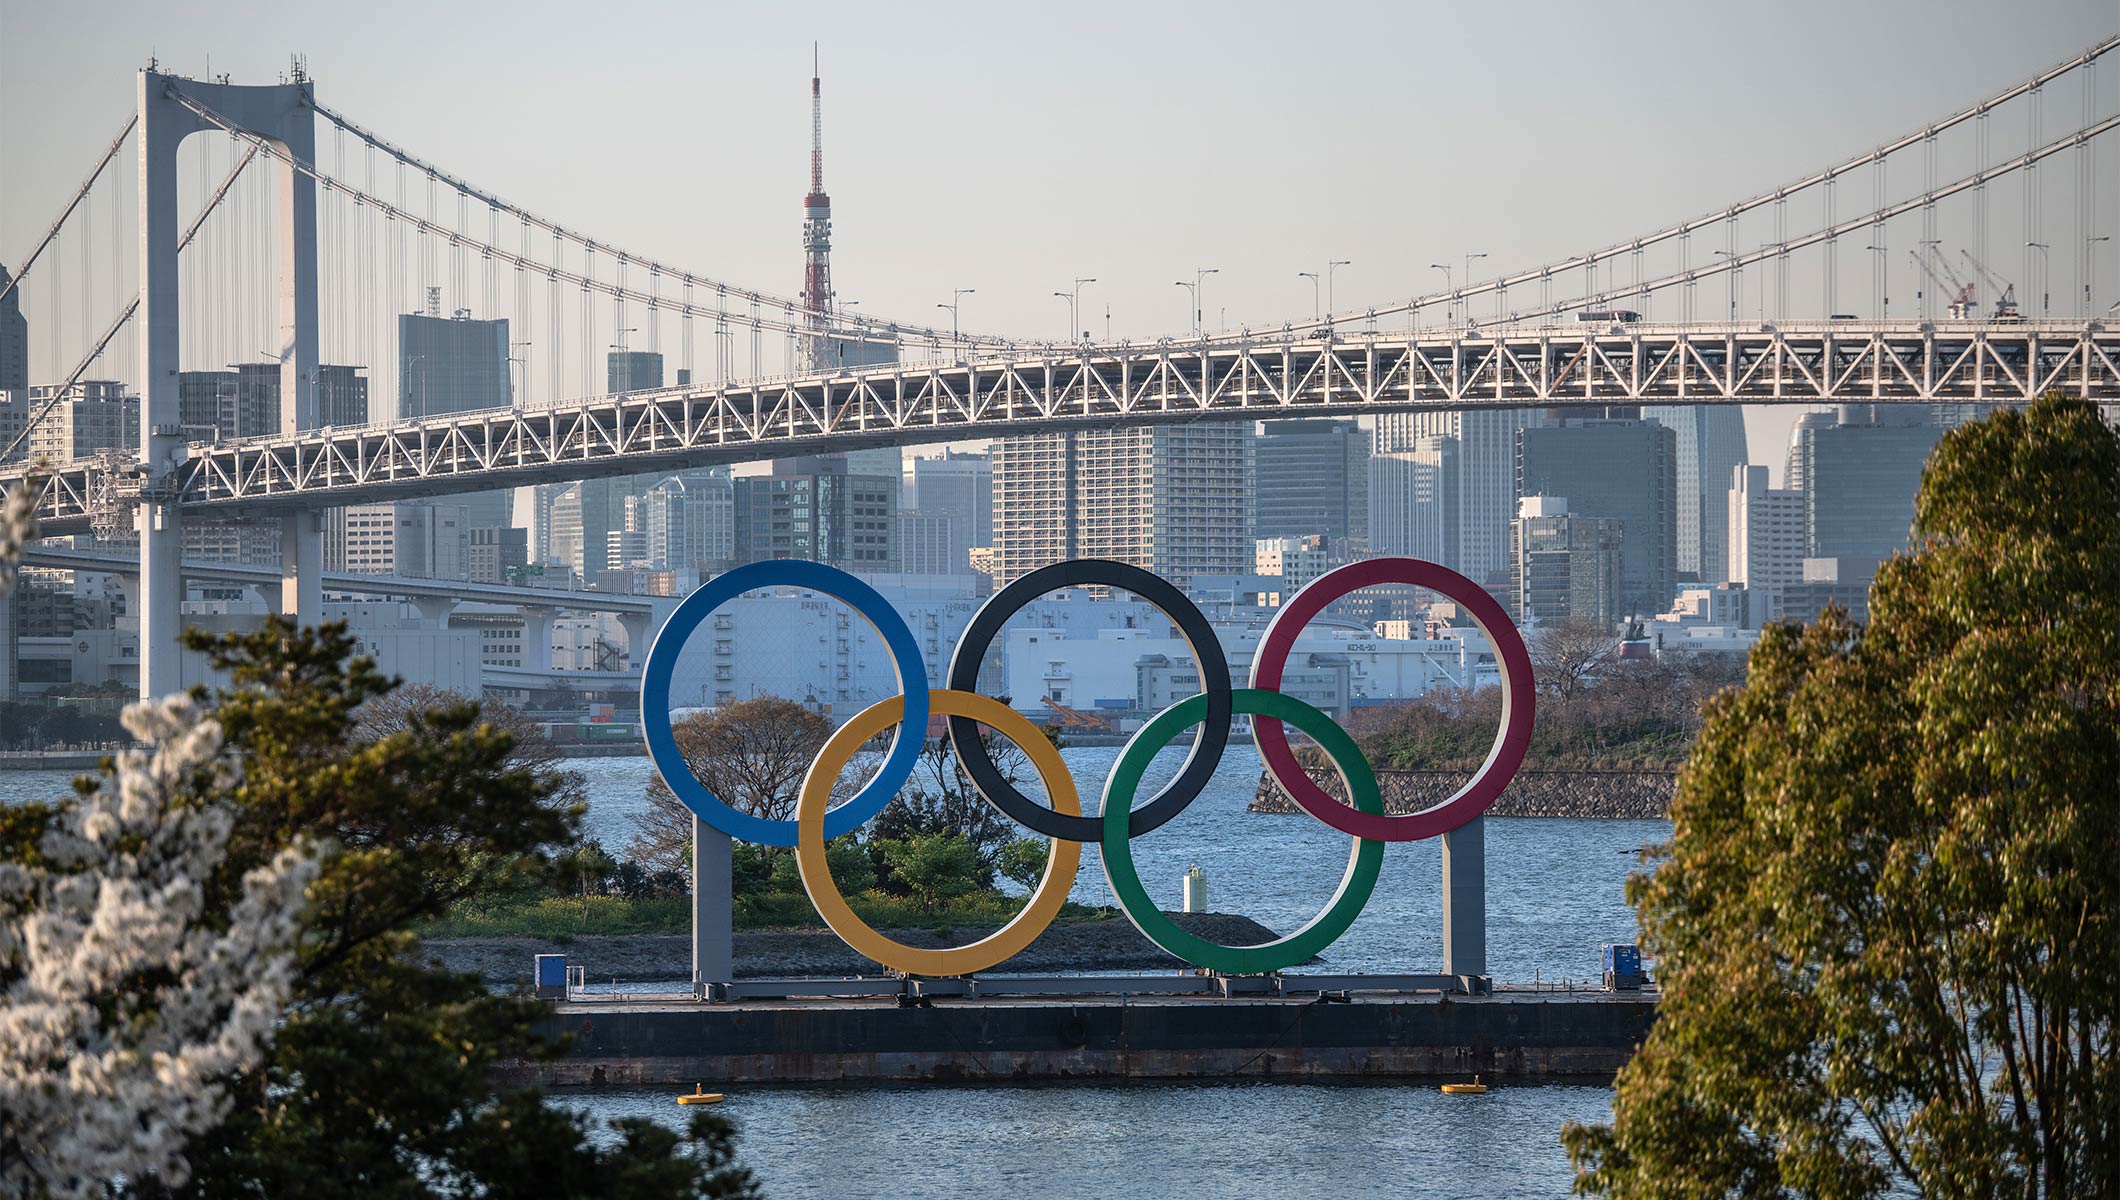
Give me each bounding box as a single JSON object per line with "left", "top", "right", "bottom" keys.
{"left": 4, "top": 1, "right": 2117, "bottom": 476}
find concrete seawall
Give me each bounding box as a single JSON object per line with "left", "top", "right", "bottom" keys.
{"left": 1252, "top": 767, "right": 1676, "bottom": 819}
{"left": 503, "top": 990, "right": 1657, "bottom": 1087}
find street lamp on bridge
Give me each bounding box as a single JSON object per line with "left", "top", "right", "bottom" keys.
{"left": 1327, "top": 260, "right": 1351, "bottom": 313}
{"left": 1866, "top": 245, "right": 1890, "bottom": 319}
{"left": 1297, "top": 272, "right": 1320, "bottom": 319}
{"left": 2027, "top": 241, "right": 2051, "bottom": 316}
{"left": 936, "top": 288, "right": 975, "bottom": 344}
{"left": 1429, "top": 263, "right": 1452, "bottom": 322}
{"left": 2089, "top": 236, "right": 2112, "bottom": 314}
{"left": 1055, "top": 278, "right": 1096, "bottom": 341}
{"left": 1175, "top": 268, "right": 1219, "bottom": 335}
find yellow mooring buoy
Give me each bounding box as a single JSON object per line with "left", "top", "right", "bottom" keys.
{"left": 1440, "top": 1075, "right": 1489, "bottom": 1095}
{"left": 676, "top": 1083, "right": 726, "bottom": 1106}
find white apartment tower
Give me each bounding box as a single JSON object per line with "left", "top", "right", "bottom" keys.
{"left": 992, "top": 425, "right": 1254, "bottom": 589}
{"left": 1727, "top": 465, "right": 1806, "bottom": 590}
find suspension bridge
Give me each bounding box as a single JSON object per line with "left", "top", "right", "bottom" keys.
{"left": 1, "top": 38, "right": 2117, "bottom": 696}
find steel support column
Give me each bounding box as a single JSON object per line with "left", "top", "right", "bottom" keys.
{"left": 1441, "top": 816, "right": 1486, "bottom": 978}
{"left": 692, "top": 815, "right": 733, "bottom": 998}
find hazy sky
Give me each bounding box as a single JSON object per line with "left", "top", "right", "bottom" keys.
{"left": 4, "top": 0, "right": 2115, "bottom": 471}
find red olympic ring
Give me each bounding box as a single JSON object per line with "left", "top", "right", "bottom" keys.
{"left": 1248, "top": 557, "right": 1536, "bottom": 841}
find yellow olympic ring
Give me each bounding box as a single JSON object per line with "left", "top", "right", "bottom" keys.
{"left": 795, "top": 689, "right": 1083, "bottom": 976}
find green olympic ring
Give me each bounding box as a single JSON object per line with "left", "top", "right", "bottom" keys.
{"left": 1099, "top": 688, "right": 1386, "bottom": 975}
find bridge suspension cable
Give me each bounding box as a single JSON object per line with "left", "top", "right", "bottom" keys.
{"left": 0, "top": 114, "right": 137, "bottom": 308}
{"left": 1471, "top": 111, "right": 2120, "bottom": 328}
{"left": 1, "top": 140, "right": 262, "bottom": 463}
{"left": 1311, "top": 34, "right": 2120, "bottom": 332}
{"left": 305, "top": 98, "right": 1011, "bottom": 352}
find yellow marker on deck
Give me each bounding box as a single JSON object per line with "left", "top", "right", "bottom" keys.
{"left": 1440, "top": 1075, "right": 1489, "bottom": 1095}
{"left": 676, "top": 1083, "right": 726, "bottom": 1106}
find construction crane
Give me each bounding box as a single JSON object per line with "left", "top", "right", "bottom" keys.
{"left": 1908, "top": 249, "right": 1977, "bottom": 319}
{"left": 1040, "top": 696, "right": 1111, "bottom": 732}
{"left": 1959, "top": 250, "right": 2023, "bottom": 321}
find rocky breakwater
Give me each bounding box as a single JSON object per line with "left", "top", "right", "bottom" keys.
{"left": 1251, "top": 765, "right": 1674, "bottom": 819}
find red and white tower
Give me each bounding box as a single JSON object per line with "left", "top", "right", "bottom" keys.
{"left": 800, "top": 44, "right": 833, "bottom": 370}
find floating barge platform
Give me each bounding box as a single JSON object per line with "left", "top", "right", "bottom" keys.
{"left": 503, "top": 978, "right": 1657, "bottom": 1087}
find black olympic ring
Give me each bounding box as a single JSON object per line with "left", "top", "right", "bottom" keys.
{"left": 945, "top": 558, "right": 1234, "bottom": 842}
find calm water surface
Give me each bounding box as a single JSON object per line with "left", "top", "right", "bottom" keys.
{"left": 573, "top": 1080, "right": 1611, "bottom": 1198}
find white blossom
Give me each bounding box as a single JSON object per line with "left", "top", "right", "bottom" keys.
{"left": 0, "top": 694, "right": 319, "bottom": 1198}
{"left": 0, "top": 465, "right": 38, "bottom": 598}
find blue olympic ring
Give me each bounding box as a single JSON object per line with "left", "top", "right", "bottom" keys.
{"left": 640, "top": 560, "right": 931, "bottom": 847}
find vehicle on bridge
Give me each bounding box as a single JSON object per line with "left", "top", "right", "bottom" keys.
{"left": 1577, "top": 309, "right": 1642, "bottom": 324}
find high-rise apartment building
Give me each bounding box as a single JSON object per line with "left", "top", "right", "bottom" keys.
{"left": 1510, "top": 497, "right": 1625, "bottom": 627}
{"left": 1727, "top": 465, "right": 1805, "bottom": 590}
{"left": 1643, "top": 405, "right": 1747, "bottom": 583}
{"left": 1800, "top": 405, "right": 1943, "bottom": 568}
{"left": 0, "top": 265, "right": 26, "bottom": 393}
{"left": 26, "top": 381, "right": 137, "bottom": 462}
{"left": 1254, "top": 534, "right": 1338, "bottom": 591}
{"left": 1254, "top": 419, "right": 1368, "bottom": 542}
{"left": 1368, "top": 436, "right": 1461, "bottom": 568}
{"left": 1517, "top": 418, "right": 1678, "bottom": 617}
{"left": 733, "top": 455, "right": 898, "bottom": 572}
{"left": 1373, "top": 409, "right": 1547, "bottom": 587}
{"left": 991, "top": 424, "right": 1253, "bottom": 589}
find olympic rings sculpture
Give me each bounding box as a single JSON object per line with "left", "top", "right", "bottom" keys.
{"left": 641, "top": 556, "right": 1535, "bottom": 977}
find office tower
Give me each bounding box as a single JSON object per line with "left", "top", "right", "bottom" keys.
{"left": 1643, "top": 405, "right": 1747, "bottom": 583}
{"left": 1368, "top": 436, "right": 1461, "bottom": 568}
{"left": 467, "top": 526, "right": 529, "bottom": 584}
{"left": 1254, "top": 419, "right": 1369, "bottom": 542}
{"left": 634, "top": 470, "right": 735, "bottom": 571}
{"left": 608, "top": 350, "right": 663, "bottom": 394}
{"left": 25, "top": 381, "right": 136, "bottom": 461}
{"left": 334, "top": 502, "right": 468, "bottom": 579}
{"left": 991, "top": 424, "right": 1254, "bottom": 590}
{"left": 0, "top": 265, "right": 26, "bottom": 392}
{"left": 1800, "top": 405, "right": 1944, "bottom": 568}
{"left": 1517, "top": 418, "right": 1679, "bottom": 617}
{"left": 1510, "top": 497, "right": 1625, "bottom": 627}
{"left": 607, "top": 525, "right": 650, "bottom": 571}
{"left": 895, "top": 511, "right": 960, "bottom": 574}
{"left": 908, "top": 449, "right": 993, "bottom": 568}
{"left": 733, "top": 455, "right": 898, "bottom": 572}
{"left": 1784, "top": 409, "right": 1839, "bottom": 492}
{"left": 400, "top": 309, "right": 512, "bottom": 530}
{"left": 840, "top": 447, "right": 902, "bottom": 490}
{"left": 1727, "top": 465, "right": 1805, "bottom": 590}
{"left": 1373, "top": 408, "right": 1547, "bottom": 587}
{"left": 177, "top": 362, "right": 370, "bottom": 440}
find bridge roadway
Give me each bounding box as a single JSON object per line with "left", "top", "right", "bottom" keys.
{"left": 12, "top": 318, "right": 2116, "bottom": 535}
{"left": 18, "top": 545, "right": 669, "bottom": 614}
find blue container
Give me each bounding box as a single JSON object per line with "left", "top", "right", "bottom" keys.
{"left": 534, "top": 953, "right": 567, "bottom": 1000}
{"left": 1602, "top": 943, "right": 1643, "bottom": 990}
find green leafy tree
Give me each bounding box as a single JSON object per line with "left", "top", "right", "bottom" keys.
{"left": 156, "top": 620, "right": 759, "bottom": 1199}
{"left": 878, "top": 832, "right": 985, "bottom": 913}
{"left": 996, "top": 837, "right": 1050, "bottom": 893}
{"left": 1565, "top": 394, "right": 2119, "bottom": 1198}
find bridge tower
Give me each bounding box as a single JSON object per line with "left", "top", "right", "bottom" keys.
{"left": 135, "top": 67, "right": 321, "bottom": 697}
